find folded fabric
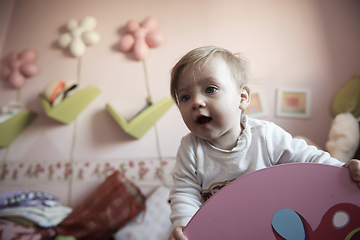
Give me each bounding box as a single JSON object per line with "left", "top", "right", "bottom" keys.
{"left": 2, "top": 216, "right": 37, "bottom": 227}
{"left": 113, "top": 186, "right": 173, "bottom": 240}
{"left": 0, "top": 205, "right": 72, "bottom": 228}
{"left": 0, "top": 219, "right": 56, "bottom": 240}
{"left": 0, "top": 190, "right": 59, "bottom": 209}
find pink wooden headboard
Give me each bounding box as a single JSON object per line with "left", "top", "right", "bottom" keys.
{"left": 184, "top": 163, "right": 360, "bottom": 239}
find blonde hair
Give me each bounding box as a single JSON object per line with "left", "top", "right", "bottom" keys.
{"left": 170, "top": 46, "right": 249, "bottom": 105}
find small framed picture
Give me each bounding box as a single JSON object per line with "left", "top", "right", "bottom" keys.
{"left": 244, "top": 90, "right": 267, "bottom": 117}
{"left": 276, "top": 88, "right": 311, "bottom": 118}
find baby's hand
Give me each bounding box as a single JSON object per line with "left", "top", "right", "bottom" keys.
{"left": 169, "top": 226, "right": 187, "bottom": 240}
{"left": 344, "top": 159, "right": 360, "bottom": 188}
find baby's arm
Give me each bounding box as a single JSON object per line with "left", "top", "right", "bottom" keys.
{"left": 344, "top": 159, "right": 360, "bottom": 187}
{"left": 265, "top": 122, "right": 344, "bottom": 167}
{"left": 169, "top": 137, "right": 203, "bottom": 239}
{"left": 265, "top": 122, "right": 360, "bottom": 187}
{"left": 169, "top": 153, "right": 202, "bottom": 227}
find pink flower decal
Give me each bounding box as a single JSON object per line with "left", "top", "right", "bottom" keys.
{"left": 1, "top": 49, "right": 39, "bottom": 89}
{"left": 118, "top": 16, "right": 164, "bottom": 61}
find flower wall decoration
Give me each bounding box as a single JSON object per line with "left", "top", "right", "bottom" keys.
{"left": 1, "top": 49, "right": 39, "bottom": 89}
{"left": 118, "top": 16, "right": 164, "bottom": 61}
{"left": 58, "top": 16, "right": 101, "bottom": 58}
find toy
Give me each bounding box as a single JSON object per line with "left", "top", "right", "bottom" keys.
{"left": 39, "top": 85, "right": 100, "bottom": 124}
{"left": 331, "top": 75, "right": 360, "bottom": 119}
{"left": 296, "top": 74, "right": 360, "bottom": 163}
{"left": 326, "top": 112, "right": 360, "bottom": 163}
{"left": 43, "top": 81, "right": 78, "bottom": 106}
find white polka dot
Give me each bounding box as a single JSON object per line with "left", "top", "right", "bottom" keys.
{"left": 333, "top": 211, "right": 349, "bottom": 229}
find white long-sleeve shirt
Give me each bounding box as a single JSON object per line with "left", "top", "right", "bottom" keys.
{"left": 169, "top": 116, "right": 344, "bottom": 228}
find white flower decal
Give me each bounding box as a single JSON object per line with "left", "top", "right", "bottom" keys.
{"left": 58, "top": 16, "right": 100, "bottom": 58}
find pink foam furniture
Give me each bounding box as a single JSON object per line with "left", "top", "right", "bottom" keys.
{"left": 184, "top": 163, "right": 360, "bottom": 239}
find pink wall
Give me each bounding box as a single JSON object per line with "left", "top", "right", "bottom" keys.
{"left": 1, "top": 0, "right": 360, "bottom": 207}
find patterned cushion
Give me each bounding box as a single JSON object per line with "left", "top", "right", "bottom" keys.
{"left": 55, "top": 171, "right": 146, "bottom": 240}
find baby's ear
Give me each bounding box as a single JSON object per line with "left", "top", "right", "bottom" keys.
{"left": 239, "top": 85, "right": 251, "bottom": 110}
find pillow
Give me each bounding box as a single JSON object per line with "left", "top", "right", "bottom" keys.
{"left": 113, "top": 186, "right": 172, "bottom": 240}
{"left": 55, "top": 171, "right": 146, "bottom": 240}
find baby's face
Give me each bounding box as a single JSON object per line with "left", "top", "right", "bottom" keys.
{"left": 176, "top": 57, "right": 247, "bottom": 150}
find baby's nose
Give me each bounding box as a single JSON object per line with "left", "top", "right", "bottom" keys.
{"left": 192, "top": 96, "right": 206, "bottom": 109}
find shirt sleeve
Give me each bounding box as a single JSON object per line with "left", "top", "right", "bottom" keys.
{"left": 265, "top": 122, "right": 344, "bottom": 167}
{"left": 169, "top": 136, "right": 203, "bottom": 228}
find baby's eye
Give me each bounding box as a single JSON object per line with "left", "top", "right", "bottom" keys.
{"left": 205, "top": 87, "right": 216, "bottom": 94}
{"left": 181, "top": 95, "right": 190, "bottom": 102}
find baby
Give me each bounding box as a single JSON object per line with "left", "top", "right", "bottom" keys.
{"left": 168, "top": 46, "right": 360, "bottom": 240}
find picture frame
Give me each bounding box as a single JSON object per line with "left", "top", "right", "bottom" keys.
{"left": 276, "top": 88, "right": 311, "bottom": 119}
{"left": 244, "top": 89, "right": 268, "bottom": 117}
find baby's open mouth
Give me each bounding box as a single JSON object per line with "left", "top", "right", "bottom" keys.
{"left": 196, "top": 116, "right": 212, "bottom": 125}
